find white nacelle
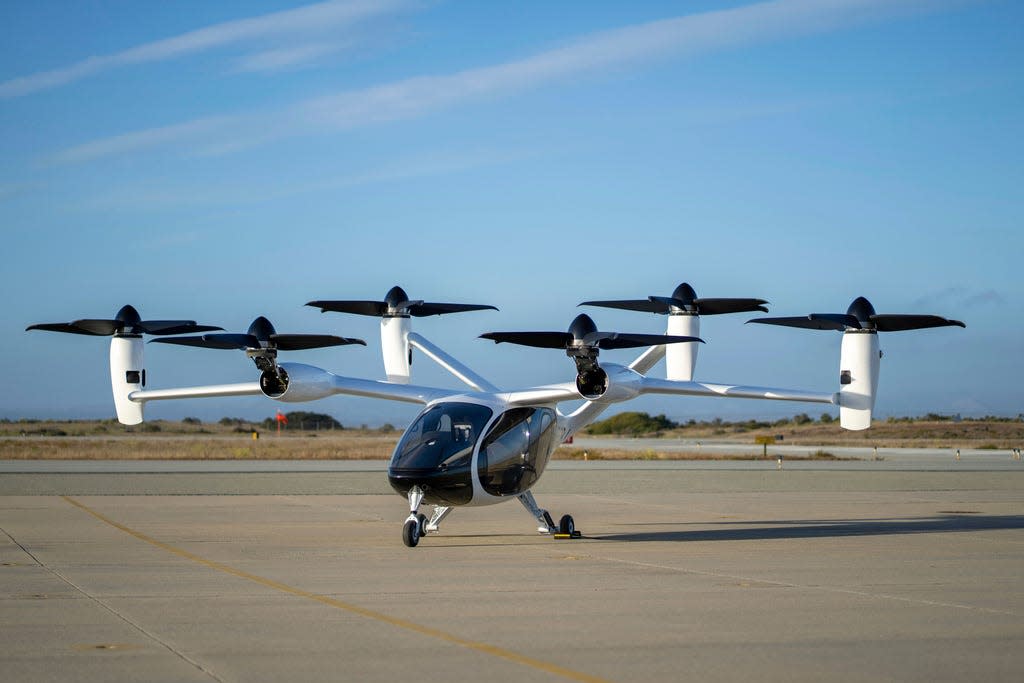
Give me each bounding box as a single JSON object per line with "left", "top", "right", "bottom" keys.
{"left": 838, "top": 331, "right": 880, "bottom": 431}
{"left": 269, "top": 363, "right": 339, "bottom": 402}
{"left": 666, "top": 314, "right": 699, "bottom": 381}
{"left": 584, "top": 363, "right": 645, "bottom": 404}
{"left": 110, "top": 336, "right": 144, "bottom": 425}
{"left": 381, "top": 316, "right": 411, "bottom": 383}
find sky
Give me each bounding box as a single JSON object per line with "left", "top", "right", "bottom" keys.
{"left": 1, "top": 0, "right": 1021, "bottom": 428}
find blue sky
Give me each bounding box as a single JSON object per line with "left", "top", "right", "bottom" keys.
{"left": 2, "top": 0, "right": 1021, "bottom": 427}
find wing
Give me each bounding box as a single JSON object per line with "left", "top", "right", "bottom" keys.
{"left": 129, "top": 366, "right": 461, "bottom": 406}
{"left": 638, "top": 376, "right": 837, "bottom": 404}
{"left": 129, "top": 382, "right": 264, "bottom": 403}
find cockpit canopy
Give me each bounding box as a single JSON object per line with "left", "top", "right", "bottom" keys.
{"left": 391, "top": 402, "right": 493, "bottom": 472}
{"left": 390, "top": 401, "right": 559, "bottom": 500}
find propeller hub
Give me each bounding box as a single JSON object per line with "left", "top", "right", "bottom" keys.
{"left": 568, "top": 313, "right": 599, "bottom": 341}
{"left": 671, "top": 282, "right": 697, "bottom": 305}
{"left": 247, "top": 316, "right": 277, "bottom": 346}
{"left": 115, "top": 305, "right": 142, "bottom": 333}
{"left": 383, "top": 286, "right": 414, "bottom": 316}
{"left": 846, "top": 297, "right": 877, "bottom": 329}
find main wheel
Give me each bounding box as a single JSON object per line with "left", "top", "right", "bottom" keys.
{"left": 402, "top": 519, "right": 420, "bottom": 547}
{"left": 558, "top": 514, "right": 575, "bottom": 535}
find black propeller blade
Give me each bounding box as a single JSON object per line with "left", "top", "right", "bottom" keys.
{"left": 480, "top": 313, "right": 704, "bottom": 350}
{"left": 307, "top": 285, "right": 497, "bottom": 318}
{"left": 581, "top": 282, "right": 768, "bottom": 316}
{"left": 151, "top": 316, "right": 365, "bottom": 351}
{"left": 748, "top": 297, "right": 966, "bottom": 332}
{"left": 26, "top": 305, "right": 222, "bottom": 337}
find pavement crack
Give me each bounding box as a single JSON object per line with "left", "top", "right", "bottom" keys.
{"left": 1, "top": 525, "right": 46, "bottom": 567}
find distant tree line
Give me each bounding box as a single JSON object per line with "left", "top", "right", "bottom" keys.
{"left": 259, "top": 411, "right": 343, "bottom": 431}
{"left": 584, "top": 411, "right": 841, "bottom": 435}
{"left": 582, "top": 411, "right": 1024, "bottom": 436}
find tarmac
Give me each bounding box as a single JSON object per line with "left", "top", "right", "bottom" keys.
{"left": 2, "top": 458, "right": 1023, "bottom": 682}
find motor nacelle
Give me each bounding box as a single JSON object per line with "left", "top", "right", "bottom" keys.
{"left": 261, "top": 362, "right": 336, "bottom": 402}
{"left": 576, "top": 365, "right": 609, "bottom": 399}
{"left": 260, "top": 367, "right": 289, "bottom": 398}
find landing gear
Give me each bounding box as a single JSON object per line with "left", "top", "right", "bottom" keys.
{"left": 517, "top": 491, "right": 581, "bottom": 538}
{"left": 402, "top": 488, "right": 455, "bottom": 547}
{"left": 402, "top": 518, "right": 420, "bottom": 547}
{"left": 555, "top": 513, "right": 581, "bottom": 539}
{"left": 403, "top": 486, "right": 426, "bottom": 548}
{"left": 423, "top": 506, "right": 453, "bottom": 534}
{"left": 518, "top": 491, "right": 557, "bottom": 534}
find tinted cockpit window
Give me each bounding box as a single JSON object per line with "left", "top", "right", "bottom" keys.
{"left": 477, "top": 407, "right": 556, "bottom": 496}
{"left": 391, "top": 403, "right": 493, "bottom": 471}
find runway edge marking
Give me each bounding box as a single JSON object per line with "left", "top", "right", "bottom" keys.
{"left": 62, "top": 496, "right": 610, "bottom": 683}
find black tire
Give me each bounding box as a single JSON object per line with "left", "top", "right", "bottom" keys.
{"left": 558, "top": 514, "right": 575, "bottom": 535}
{"left": 402, "top": 519, "right": 420, "bottom": 547}
{"left": 416, "top": 513, "right": 428, "bottom": 536}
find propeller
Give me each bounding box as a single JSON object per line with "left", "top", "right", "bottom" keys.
{"left": 26, "top": 304, "right": 222, "bottom": 337}
{"left": 152, "top": 316, "right": 365, "bottom": 395}
{"left": 482, "top": 313, "right": 703, "bottom": 398}
{"left": 150, "top": 316, "right": 365, "bottom": 351}
{"left": 307, "top": 285, "right": 497, "bottom": 318}
{"left": 580, "top": 282, "right": 768, "bottom": 316}
{"left": 747, "top": 296, "right": 966, "bottom": 332}
{"left": 480, "top": 313, "right": 704, "bottom": 351}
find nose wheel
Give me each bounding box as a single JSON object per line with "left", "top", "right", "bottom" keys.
{"left": 402, "top": 487, "right": 428, "bottom": 548}
{"left": 402, "top": 515, "right": 427, "bottom": 547}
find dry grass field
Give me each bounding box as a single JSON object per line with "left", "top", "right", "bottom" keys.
{"left": 658, "top": 419, "right": 1024, "bottom": 449}
{"left": 1, "top": 417, "right": 1020, "bottom": 460}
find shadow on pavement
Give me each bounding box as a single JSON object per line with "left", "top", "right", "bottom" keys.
{"left": 593, "top": 514, "right": 1024, "bottom": 542}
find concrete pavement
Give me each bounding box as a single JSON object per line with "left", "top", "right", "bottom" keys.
{"left": 2, "top": 464, "right": 1023, "bottom": 682}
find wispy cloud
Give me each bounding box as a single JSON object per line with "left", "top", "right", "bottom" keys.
{"left": 911, "top": 287, "right": 1007, "bottom": 310}
{"left": 80, "top": 146, "right": 536, "bottom": 211}
{"left": 230, "top": 42, "right": 350, "bottom": 74}
{"left": 50, "top": 115, "right": 239, "bottom": 165}
{"left": 0, "top": 0, "right": 411, "bottom": 99}
{"left": 47, "top": 0, "right": 949, "bottom": 165}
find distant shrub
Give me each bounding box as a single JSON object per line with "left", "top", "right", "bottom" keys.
{"left": 820, "top": 413, "right": 835, "bottom": 424}
{"left": 182, "top": 417, "right": 202, "bottom": 425}
{"left": 23, "top": 427, "right": 67, "bottom": 436}
{"left": 586, "top": 412, "right": 678, "bottom": 435}
{"left": 261, "top": 411, "right": 343, "bottom": 431}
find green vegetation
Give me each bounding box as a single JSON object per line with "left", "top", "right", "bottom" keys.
{"left": 586, "top": 411, "right": 678, "bottom": 435}
{"left": 260, "top": 411, "right": 343, "bottom": 431}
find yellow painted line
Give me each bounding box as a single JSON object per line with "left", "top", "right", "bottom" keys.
{"left": 62, "top": 496, "right": 610, "bottom": 683}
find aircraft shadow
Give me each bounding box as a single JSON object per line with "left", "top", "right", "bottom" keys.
{"left": 591, "top": 514, "right": 1024, "bottom": 543}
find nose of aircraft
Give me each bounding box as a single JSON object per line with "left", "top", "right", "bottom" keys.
{"left": 387, "top": 462, "right": 474, "bottom": 506}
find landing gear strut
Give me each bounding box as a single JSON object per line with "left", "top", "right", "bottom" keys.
{"left": 403, "top": 487, "right": 426, "bottom": 547}
{"left": 517, "top": 491, "right": 581, "bottom": 538}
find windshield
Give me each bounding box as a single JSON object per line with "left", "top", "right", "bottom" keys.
{"left": 391, "top": 402, "right": 493, "bottom": 471}
{"left": 477, "top": 407, "right": 556, "bottom": 496}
